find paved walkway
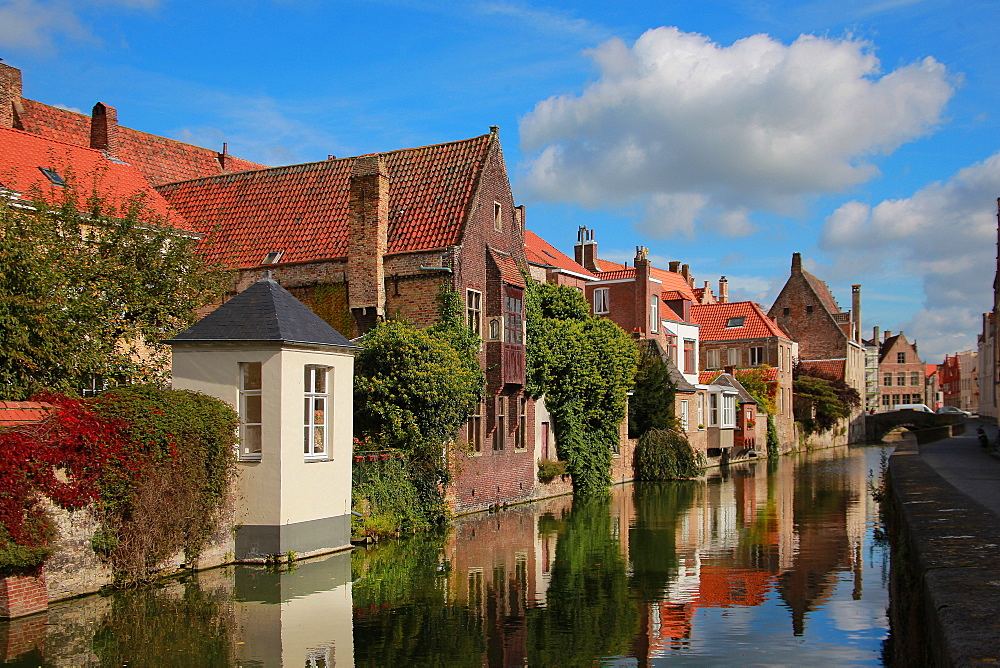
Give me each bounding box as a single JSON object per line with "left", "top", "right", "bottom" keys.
{"left": 918, "top": 417, "right": 1000, "bottom": 518}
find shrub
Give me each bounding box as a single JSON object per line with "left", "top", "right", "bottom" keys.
{"left": 537, "top": 459, "right": 568, "bottom": 483}
{"left": 634, "top": 429, "right": 705, "bottom": 480}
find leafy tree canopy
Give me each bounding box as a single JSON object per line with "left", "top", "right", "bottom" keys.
{"left": 793, "top": 364, "right": 861, "bottom": 434}
{"left": 0, "top": 188, "right": 229, "bottom": 399}
{"left": 526, "top": 281, "right": 638, "bottom": 495}
{"left": 629, "top": 342, "right": 677, "bottom": 438}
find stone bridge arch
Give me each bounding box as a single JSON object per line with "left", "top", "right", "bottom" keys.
{"left": 865, "top": 410, "right": 959, "bottom": 442}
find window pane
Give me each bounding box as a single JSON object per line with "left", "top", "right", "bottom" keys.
{"left": 244, "top": 425, "right": 261, "bottom": 454}
{"left": 314, "top": 368, "right": 326, "bottom": 393}
{"left": 313, "top": 398, "right": 325, "bottom": 425}
{"left": 242, "top": 362, "right": 262, "bottom": 390}
{"left": 313, "top": 427, "right": 325, "bottom": 454}
{"left": 246, "top": 394, "right": 262, "bottom": 423}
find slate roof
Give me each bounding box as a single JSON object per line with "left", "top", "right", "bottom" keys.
{"left": 0, "top": 401, "right": 54, "bottom": 429}
{"left": 524, "top": 230, "right": 594, "bottom": 278}
{"left": 166, "top": 277, "right": 354, "bottom": 347}
{"left": 157, "top": 133, "right": 494, "bottom": 269}
{"left": 707, "top": 373, "right": 758, "bottom": 404}
{"left": 690, "top": 301, "right": 790, "bottom": 341}
{"left": 0, "top": 126, "right": 186, "bottom": 228}
{"left": 14, "top": 98, "right": 266, "bottom": 186}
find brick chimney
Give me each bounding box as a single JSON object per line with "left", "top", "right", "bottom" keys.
{"left": 791, "top": 252, "right": 802, "bottom": 274}
{"left": 635, "top": 246, "right": 652, "bottom": 335}
{"left": 884, "top": 330, "right": 892, "bottom": 341}
{"left": 0, "top": 64, "right": 23, "bottom": 128}
{"left": 668, "top": 261, "right": 680, "bottom": 273}
{"left": 681, "top": 263, "right": 691, "bottom": 286}
{"left": 348, "top": 154, "right": 388, "bottom": 333}
{"left": 90, "top": 103, "right": 120, "bottom": 159}
{"left": 574, "top": 226, "right": 599, "bottom": 273}
{"left": 218, "top": 142, "right": 231, "bottom": 171}
{"left": 852, "top": 284, "right": 862, "bottom": 342}
{"left": 719, "top": 276, "right": 729, "bottom": 304}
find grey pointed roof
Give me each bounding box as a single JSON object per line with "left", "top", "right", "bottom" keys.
{"left": 166, "top": 278, "right": 355, "bottom": 348}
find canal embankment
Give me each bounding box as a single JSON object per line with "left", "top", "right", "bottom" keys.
{"left": 885, "top": 420, "right": 1000, "bottom": 666}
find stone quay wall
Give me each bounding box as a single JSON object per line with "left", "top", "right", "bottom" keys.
{"left": 885, "top": 437, "right": 1000, "bottom": 665}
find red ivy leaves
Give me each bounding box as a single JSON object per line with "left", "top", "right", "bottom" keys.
{"left": 0, "top": 393, "right": 148, "bottom": 548}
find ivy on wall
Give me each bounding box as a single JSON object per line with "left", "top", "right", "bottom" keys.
{"left": 719, "top": 366, "right": 782, "bottom": 457}
{"left": 302, "top": 282, "right": 355, "bottom": 339}
{"left": 525, "top": 281, "right": 638, "bottom": 496}
{"left": 793, "top": 363, "right": 861, "bottom": 435}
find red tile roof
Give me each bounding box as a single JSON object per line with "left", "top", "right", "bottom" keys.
{"left": 0, "top": 401, "right": 53, "bottom": 428}
{"left": 690, "top": 301, "right": 790, "bottom": 341}
{"left": 15, "top": 99, "right": 266, "bottom": 186}
{"left": 595, "top": 258, "right": 626, "bottom": 272}
{"left": 524, "top": 230, "right": 594, "bottom": 277}
{"left": 158, "top": 133, "right": 494, "bottom": 268}
{"left": 489, "top": 248, "right": 525, "bottom": 287}
{"left": 650, "top": 266, "right": 697, "bottom": 301}
{"left": 0, "top": 127, "right": 186, "bottom": 229}
{"left": 800, "top": 359, "right": 846, "bottom": 380}
{"left": 594, "top": 269, "right": 636, "bottom": 281}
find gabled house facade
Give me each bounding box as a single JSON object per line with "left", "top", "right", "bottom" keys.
{"left": 769, "top": 253, "right": 866, "bottom": 442}
{"left": 690, "top": 301, "right": 796, "bottom": 445}
{"left": 158, "top": 128, "right": 534, "bottom": 514}
{"left": 876, "top": 331, "right": 925, "bottom": 411}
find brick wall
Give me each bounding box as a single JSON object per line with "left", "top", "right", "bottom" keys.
{"left": 0, "top": 571, "right": 47, "bottom": 619}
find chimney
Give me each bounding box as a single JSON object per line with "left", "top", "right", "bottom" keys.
{"left": 681, "top": 264, "right": 691, "bottom": 286}
{"left": 635, "top": 246, "right": 653, "bottom": 335}
{"left": 884, "top": 330, "right": 892, "bottom": 341}
{"left": 218, "top": 142, "right": 231, "bottom": 171}
{"left": 0, "top": 63, "right": 22, "bottom": 128}
{"left": 719, "top": 276, "right": 729, "bottom": 304}
{"left": 90, "top": 103, "right": 120, "bottom": 159}
{"left": 348, "top": 154, "right": 388, "bottom": 332}
{"left": 852, "top": 284, "right": 862, "bottom": 343}
{"left": 669, "top": 261, "right": 680, "bottom": 273}
{"left": 574, "top": 226, "right": 599, "bottom": 273}
{"left": 515, "top": 205, "right": 526, "bottom": 230}
{"left": 873, "top": 326, "right": 880, "bottom": 345}
{"left": 791, "top": 252, "right": 802, "bottom": 274}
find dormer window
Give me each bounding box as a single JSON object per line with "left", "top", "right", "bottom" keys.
{"left": 725, "top": 316, "right": 745, "bottom": 328}
{"left": 261, "top": 251, "right": 283, "bottom": 265}
{"left": 39, "top": 167, "right": 66, "bottom": 186}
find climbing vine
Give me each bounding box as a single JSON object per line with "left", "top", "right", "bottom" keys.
{"left": 793, "top": 363, "right": 861, "bottom": 434}
{"left": 729, "top": 366, "right": 782, "bottom": 457}
{"left": 526, "top": 281, "right": 638, "bottom": 496}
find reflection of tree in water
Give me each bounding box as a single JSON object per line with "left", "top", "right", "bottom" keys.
{"left": 91, "top": 579, "right": 235, "bottom": 667}
{"left": 527, "top": 494, "right": 639, "bottom": 666}
{"left": 352, "top": 532, "right": 485, "bottom": 667}
{"left": 628, "top": 481, "right": 700, "bottom": 603}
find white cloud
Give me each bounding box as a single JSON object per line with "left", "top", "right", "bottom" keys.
{"left": 820, "top": 152, "right": 1000, "bottom": 359}
{"left": 519, "top": 27, "right": 954, "bottom": 238}
{"left": 475, "top": 2, "right": 608, "bottom": 41}
{"left": 0, "top": 0, "right": 156, "bottom": 51}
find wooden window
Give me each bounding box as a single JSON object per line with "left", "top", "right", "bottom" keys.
{"left": 750, "top": 346, "right": 764, "bottom": 366}
{"left": 709, "top": 393, "right": 719, "bottom": 426}
{"left": 897, "top": 373, "right": 906, "bottom": 386}
{"left": 514, "top": 397, "right": 527, "bottom": 450}
{"left": 684, "top": 339, "right": 696, "bottom": 374}
{"left": 239, "top": 362, "right": 262, "bottom": 460}
{"left": 593, "top": 288, "right": 609, "bottom": 314}
{"left": 911, "top": 372, "right": 921, "bottom": 386}
{"left": 667, "top": 334, "right": 678, "bottom": 365}
{"left": 303, "top": 365, "right": 330, "bottom": 459}
{"left": 806, "top": 305, "right": 814, "bottom": 313}
{"left": 504, "top": 286, "right": 524, "bottom": 344}
{"left": 897, "top": 352, "right": 906, "bottom": 364}
{"left": 494, "top": 202, "right": 502, "bottom": 232}
{"left": 727, "top": 347, "right": 740, "bottom": 366}
{"left": 468, "top": 402, "right": 483, "bottom": 454}
{"left": 494, "top": 398, "right": 505, "bottom": 451}
{"left": 706, "top": 348, "right": 720, "bottom": 369}
{"left": 697, "top": 393, "right": 705, "bottom": 427}
{"left": 466, "top": 289, "right": 482, "bottom": 337}
{"left": 884, "top": 373, "right": 892, "bottom": 386}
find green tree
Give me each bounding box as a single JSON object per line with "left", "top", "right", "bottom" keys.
{"left": 526, "top": 282, "right": 638, "bottom": 496}
{"left": 730, "top": 366, "right": 782, "bottom": 457}
{"left": 628, "top": 341, "right": 677, "bottom": 438}
{"left": 793, "top": 364, "right": 861, "bottom": 434}
{"left": 0, "top": 189, "right": 229, "bottom": 400}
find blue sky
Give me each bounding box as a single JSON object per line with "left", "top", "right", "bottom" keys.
{"left": 2, "top": 0, "right": 998, "bottom": 361}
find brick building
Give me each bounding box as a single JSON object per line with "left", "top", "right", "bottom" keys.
{"left": 768, "top": 253, "right": 866, "bottom": 442}
{"left": 0, "top": 64, "right": 264, "bottom": 186}
{"left": 524, "top": 229, "right": 596, "bottom": 289}
{"left": 690, "top": 301, "right": 796, "bottom": 446}
{"left": 876, "top": 331, "right": 926, "bottom": 411}
{"left": 925, "top": 363, "right": 943, "bottom": 411}
{"left": 158, "top": 128, "right": 534, "bottom": 514}
{"left": 940, "top": 354, "right": 960, "bottom": 408}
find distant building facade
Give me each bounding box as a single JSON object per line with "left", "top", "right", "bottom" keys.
{"left": 877, "top": 332, "right": 925, "bottom": 411}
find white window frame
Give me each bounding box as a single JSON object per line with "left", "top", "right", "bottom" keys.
{"left": 594, "top": 288, "right": 609, "bottom": 314}
{"left": 706, "top": 348, "right": 720, "bottom": 370}
{"left": 727, "top": 347, "right": 740, "bottom": 366}
{"left": 709, "top": 392, "right": 719, "bottom": 427}
{"left": 304, "top": 365, "right": 330, "bottom": 460}
{"left": 239, "top": 362, "right": 262, "bottom": 461}
{"left": 650, "top": 295, "right": 659, "bottom": 333}
{"left": 698, "top": 393, "right": 705, "bottom": 428}
{"left": 680, "top": 400, "right": 689, "bottom": 432}
{"left": 722, "top": 394, "right": 736, "bottom": 428}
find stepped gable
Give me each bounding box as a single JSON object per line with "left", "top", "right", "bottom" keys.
{"left": 524, "top": 230, "right": 594, "bottom": 277}
{"left": 878, "top": 333, "right": 903, "bottom": 361}
{"left": 166, "top": 277, "right": 353, "bottom": 347}
{"left": 14, "top": 99, "right": 267, "bottom": 186}
{"left": 690, "top": 301, "right": 790, "bottom": 341}
{"left": 157, "top": 133, "right": 494, "bottom": 269}
{"left": 801, "top": 269, "right": 843, "bottom": 316}
{"left": 0, "top": 126, "right": 185, "bottom": 228}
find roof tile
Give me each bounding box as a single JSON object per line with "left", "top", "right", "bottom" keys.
{"left": 690, "top": 301, "right": 790, "bottom": 341}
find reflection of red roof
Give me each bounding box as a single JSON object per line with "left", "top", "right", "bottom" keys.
{"left": 158, "top": 133, "right": 494, "bottom": 268}
{"left": 0, "top": 127, "right": 184, "bottom": 228}
{"left": 16, "top": 99, "right": 266, "bottom": 186}
{"left": 800, "top": 359, "right": 846, "bottom": 380}
{"left": 696, "top": 566, "right": 773, "bottom": 608}
{"left": 0, "top": 401, "right": 53, "bottom": 428}
{"left": 524, "top": 230, "right": 594, "bottom": 277}
{"left": 690, "top": 301, "right": 790, "bottom": 341}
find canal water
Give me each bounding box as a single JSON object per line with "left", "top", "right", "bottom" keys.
{"left": 1, "top": 444, "right": 890, "bottom": 666}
